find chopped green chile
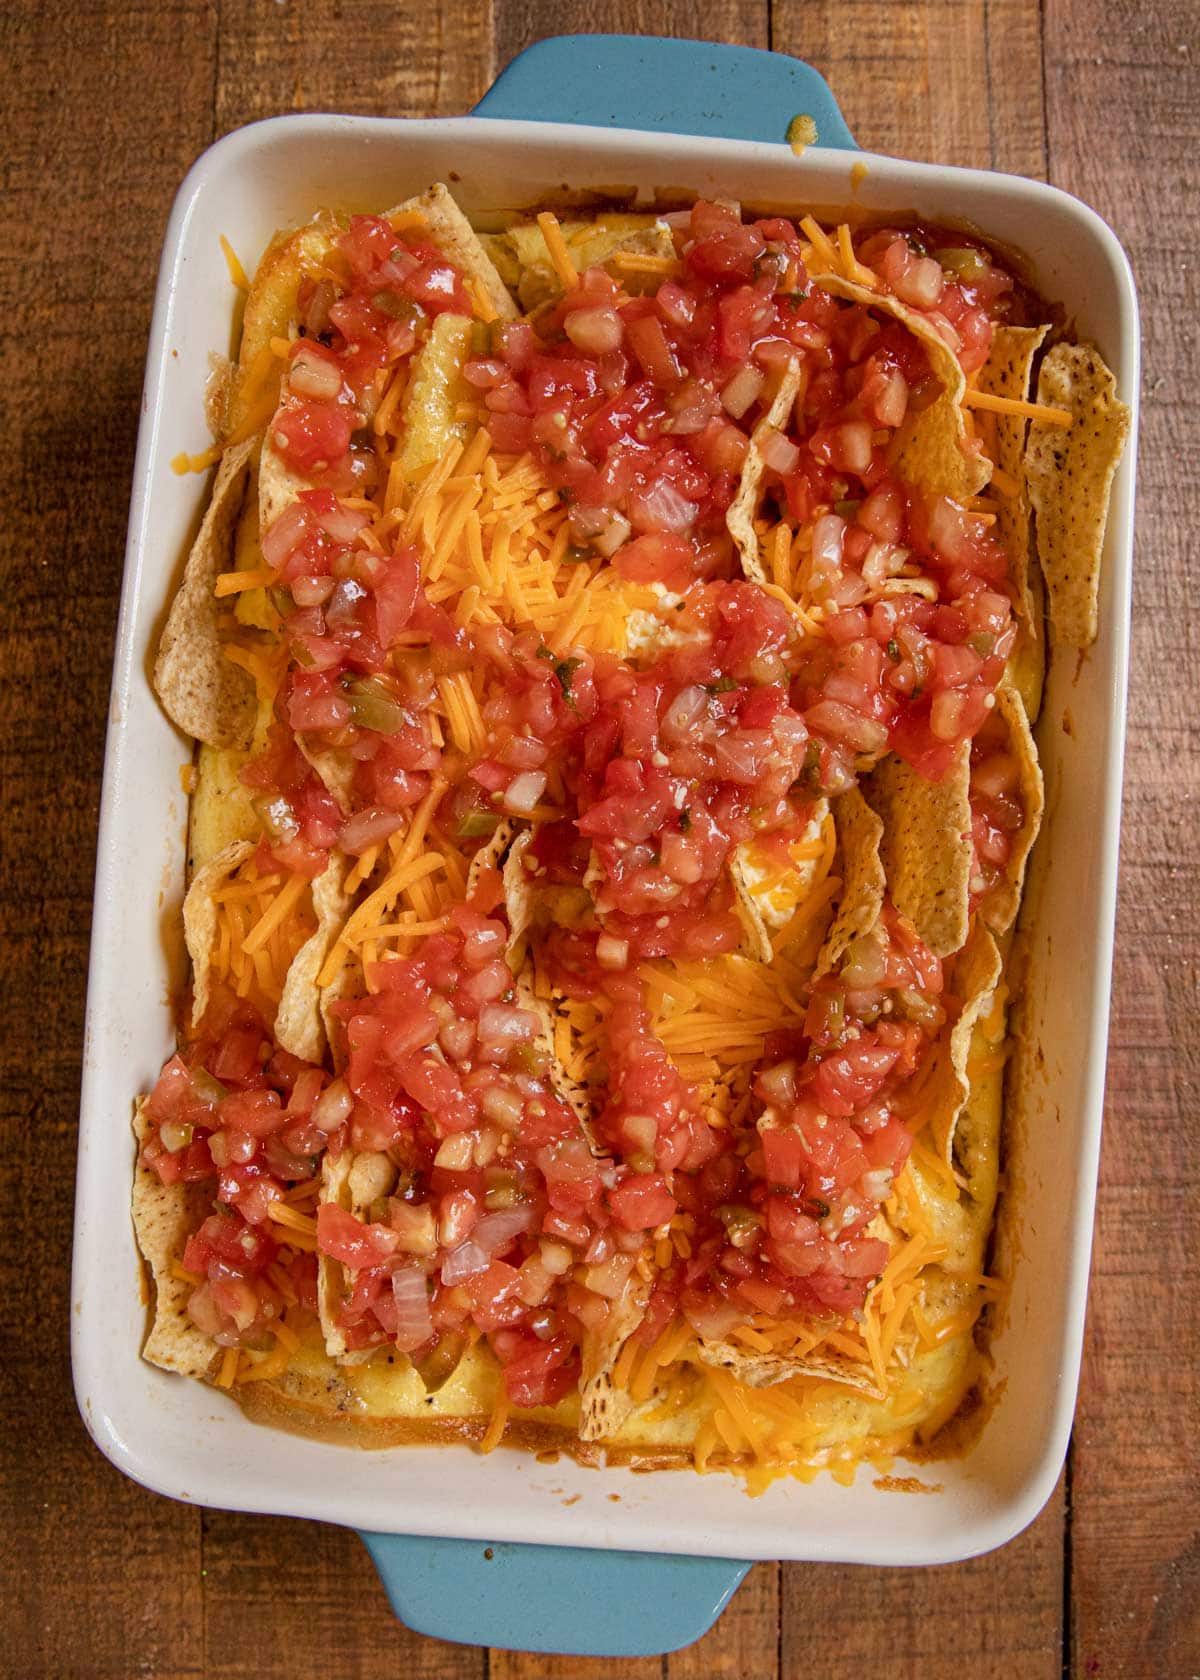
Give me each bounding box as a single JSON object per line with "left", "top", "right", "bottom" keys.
{"left": 345, "top": 675, "right": 409, "bottom": 733}
{"left": 934, "top": 246, "right": 990, "bottom": 282}
{"left": 457, "top": 808, "right": 501, "bottom": 838}
{"left": 253, "top": 793, "right": 300, "bottom": 843}
{"left": 190, "top": 1067, "right": 230, "bottom": 1108}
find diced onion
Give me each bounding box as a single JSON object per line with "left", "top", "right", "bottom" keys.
{"left": 594, "top": 512, "right": 632, "bottom": 557}
{"left": 757, "top": 1060, "right": 798, "bottom": 1105}
{"left": 261, "top": 501, "right": 311, "bottom": 569}
{"left": 391, "top": 1265, "right": 434, "bottom": 1351}
{"left": 585, "top": 1252, "right": 635, "bottom": 1299}
{"left": 477, "top": 1005, "right": 538, "bottom": 1048}
{"left": 812, "top": 512, "right": 846, "bottom": 569}
{"left": 473, "top": 1205, "right": 536, "bottom": 1256}
{"left": 480, "top": 1084, "right": 523, "bottom": 1128}
{"left": 721, "top": 364, "right": 765, "bottom": 419}
{"left": 758, "top": 427, "right": 800, "bottom": 475}
{"left": 539, "top": 1238, "right": 574, "bottom": 1275}
{"left": 564, "top": 305, "right": 623, "bottom": 355}
{"left": 339, "top": 807, "right": 406, "bottom": 855}
{"left": 502, "top": 770, "right": 546, "bottom": 814}
{"left": 596, "top": 934, "right": 629, "bottom": 971}
{"left": 289, "top": 347, "right": 343, "bottom": 401}
{"left": 440, "top": 1239, "right": 490, "bottom": 1284}
{"left": 621, "top": 1113, "right": 658, "bottom": 1156}
{"left": 834, "top": 421, "right": 874, "bottom": 475}
{"left": 629, "top": 479, "right": 698, "bottom": 534}
{"left": 434, "top": 1132, "right": 477, "bottom": 1171}
{"left": 930, "top": 688, "right": 970, "bottom": 741}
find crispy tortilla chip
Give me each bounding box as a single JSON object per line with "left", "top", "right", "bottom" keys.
{"left": 1026, "top": 342, "right": 1130, "bottom": 649}
{"left": 182, "top": 839, "right": 255, "bottom": 1027}
{"left": 275, "top": 855, "right": 351, "bottom": 1064}
{"left": 316, "top": 1146, "right": 405, "bottom": 1365}
{"left": 695, "top": 1339, "right": 883, "bottom": 1400}
{"left": 485, "top": 213, "right": 675, "bottom": 311}
{"left": 296, "top": 739, "right": 356, "bottom": 813}
{"left": 578, "top": 1271, "right": 650, "bottom": 1442}
{"left": 316, "top": 1149, "right": 354, "bottom": 1361}
{"left": 396, "top": 184, "right": 518, "bottom": 323}
{"left": 865, "top": 744, "right": 971, "bottom": 959}
{"left": 975, "top": 324, "right": 1051, "bottom": 631}
{"left": 813, "top": 275, "right": 991, "bottom": 501}
{"left": 470, "top": 819, "right": 518, "bottom": 910}
{"left": 729, "top": 854, "right": 774, "bottom": 964}
{"left": 132, "top": 1098, "right": 219, "bottom": 1379}
{"left": 923, "top": 918, "right": 1003, "bottom": 1169}
{"left": 981, "top": 678, "right": 1044, "bottom": 936}
{"left": 318, "top": 958, "right": 360, "bottom": 1075}
{"left": 188, "top": 743, "right": 262, "bottom": 873}
{"left": 727, "top": 363, "right": 803, "bottom": 584}
{"left": 259, "top": 431, "right": 312, "bottom": 533}
{"left": 154, "top": 436, "right": 259, "bottom": 749}
{"left": 226, "top": 220, "right": 338, "bottom": 439}
{"left": 814, "top": 788, "right": 885, "bottom": 980}
{"left": 730, "top": 801, "right": 832, "bottom": 966}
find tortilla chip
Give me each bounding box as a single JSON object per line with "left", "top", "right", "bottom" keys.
{"left": 485, "top": 213, "right": 676, "bottom": 311}
{"left": 398, "top": 312, "right": 477, "bottom": 477}
{"left": 695, "top": 1339, "right": 884, "bottom": 1400}
{"left": 319, "top": 958, "right": 360, "bottom": 1075}
{"left": 865, "top": 744, "right": 971, "bottom": 960}
{"left": 132, "top": 1098, "right": 219, "bottom": 1379}
{"left": 727, "top": 363, "right": 803, "bottom": 584}
{"left": 578, "top": 1271, "right": 650, "bottom": 1441}
{"left": 296, "top": 739, "right": 356, "bottom": 813}
{"left": 981, "top": 678, "right": 1044, "bottom": 936}
{"left": 394, "top": 184, "right": 518, "bottom": 323}
{"left": 315, "top": 1145, "right": 405, "bottom": 1365}
{"left": 922, "top": 918, "right": 1003, "bottom": 1169}
{"left": 814, "top": 788, "right": 886, "bottom": 980}
{"left": 729, "top": 852, "right": 774, "bottom": 964}
{"left": 812, "top": 275, "right": 992, "bottom": 502}
{"left": 975, "top": 323, "right": 1051, "bottom": 635}
{"left": 188, "top": 743, "right": 261, "bottom": 873}
{"left": 182, "top": 840, "right": 255, "bottom": 1027}
{"left": 1025, "top": 341, "right": 1130, "bottom": 649}
{"left": 275, "top": 854, "right": 351, "bottom": 1064}
{"left": 316, "top": 1149, "right": 354, "bottom": 1361}
{"left": 258, "top": 430, "right": 312, "bottom": 534}
{"left": 226, "top": 221, "right": 338, "bottom": 439}
{"left": 470, "top": 819, "right": 518, "bottom": 913}
{"left": 730, "top": 802, "right": 832, "bottom": 966}
{"left": 154, "top": 436, "right": 259, "bottom": 749}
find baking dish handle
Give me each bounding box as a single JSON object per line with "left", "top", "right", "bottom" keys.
{"left": 471, "top": 32, "right": 858, "bottom": 151}
{"left": 359, "top": 1531, "right": 749, "bottom": 1657}
{"left": 357, "top": 34, "right": 854, "bottom": 1659}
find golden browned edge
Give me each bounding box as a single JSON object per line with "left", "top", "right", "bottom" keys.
{"left": 232, "top": 1378, "right": 776, "bottom": 1473}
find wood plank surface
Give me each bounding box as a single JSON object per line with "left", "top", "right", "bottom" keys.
{"left": 0, "top": 1, "right": 1193, "bottom": 1676}
{"left": 1042, "top": 3, "right": 1200, "bottom": 1677}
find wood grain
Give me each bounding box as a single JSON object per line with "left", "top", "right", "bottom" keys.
{"left": 781, "top": 1484, "right": 1065, "bottom": 1680}
{"left": 771, "top": 0, "right": 1046, "bottom": 174}
{"left": 1043, "top": 2, "right": 1200, "bottom": 1676}
{"left": 0, "top": 2, "right": 215, "bottom": 1676}
{"left": 0, "top": 1, "right": 1193, "bottom": 1675}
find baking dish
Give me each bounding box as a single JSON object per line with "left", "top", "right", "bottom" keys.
{"left": 71, "top": 34, "right": 1138, "bottom": 1656}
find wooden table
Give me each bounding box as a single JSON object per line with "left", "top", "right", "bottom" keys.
{"left": 1, "top": 2, "right": 1194, "bottom": 1675}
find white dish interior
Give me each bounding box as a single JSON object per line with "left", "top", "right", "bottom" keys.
{"left": 73, "top": 114, "right": 1138, "bottom": 1565}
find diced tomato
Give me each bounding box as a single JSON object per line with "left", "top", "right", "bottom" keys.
{"left": 608, "top": 1173, "right": 676, "bottom": 1232}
